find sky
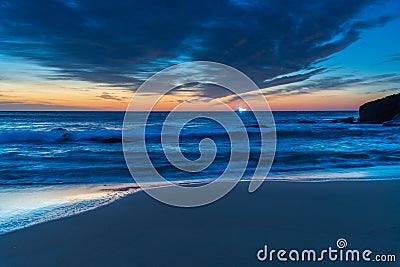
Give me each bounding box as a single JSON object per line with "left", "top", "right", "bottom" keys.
{"left": 0, "top": 0, "right": 399, "bottom": 111}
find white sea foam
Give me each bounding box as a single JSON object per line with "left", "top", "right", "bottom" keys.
{"left": 0, "top": 183, "right": 139, "bottom": 235}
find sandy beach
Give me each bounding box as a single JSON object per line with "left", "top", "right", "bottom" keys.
{"left": 0, "top": 180, "right": 399, "bottom": 266}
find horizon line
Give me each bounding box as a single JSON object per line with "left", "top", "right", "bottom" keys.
{"left": 0, "top": 109, "right": 359, "bottom": 112}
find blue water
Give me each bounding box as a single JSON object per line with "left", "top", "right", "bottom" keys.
{"left": 0, "top": 111, "right": 399, "bottom": 233}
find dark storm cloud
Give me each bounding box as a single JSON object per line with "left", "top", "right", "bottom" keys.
{"left": 0, "top": 0, "right": 394, "bottom": 97}
{"left": 168, "top": 82, "right": 234, "bottom": 99}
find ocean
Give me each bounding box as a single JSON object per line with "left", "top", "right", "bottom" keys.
{"left": 0, "top": 111, "right": 399, "bottom": 234}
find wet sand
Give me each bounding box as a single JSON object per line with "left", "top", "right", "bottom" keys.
{"left": 0, "top": 181, "right": 399, "bottom": 266}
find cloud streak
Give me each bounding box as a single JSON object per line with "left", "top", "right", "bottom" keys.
{"left": 97, "top": 92, "right": 122, "bottom": 101}
{"left": 263, "top": 73, "right": 400, "bottom": 96}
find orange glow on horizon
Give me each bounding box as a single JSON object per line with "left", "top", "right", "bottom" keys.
{"left": 0, "top": 81, "right": 388, "bottom": 111}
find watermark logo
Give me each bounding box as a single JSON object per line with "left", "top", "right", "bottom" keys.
{"left": 122, "top": 61, "right": 276, "bottom": 207}
{"left": 336, "top": 238, "right": 347, "bottom": 249}
{"left": 257, "top": 238, "right": 396, "bottom": 263}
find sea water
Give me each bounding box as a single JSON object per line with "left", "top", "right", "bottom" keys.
{"left": 0, "top": 111, "right": 399, "bottom": 233}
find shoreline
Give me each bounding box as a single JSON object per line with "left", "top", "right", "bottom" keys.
{"left": 0, "top": 180, "right": 399, "bottom": 266}
{"left": 2, "top": 174, "right": 400, "bottom": 236}
{"left": 0, "top": 183, "right": 140, "bottom": 235}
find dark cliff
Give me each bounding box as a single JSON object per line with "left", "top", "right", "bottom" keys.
{"left": 359, "top": 93, "right": 400, "bottom": 123}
